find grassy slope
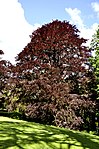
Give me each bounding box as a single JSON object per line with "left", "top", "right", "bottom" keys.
{"left": 0, "top": 116, "right": 99, "bottom": 149}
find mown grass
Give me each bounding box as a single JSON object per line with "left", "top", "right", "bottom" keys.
{"left": 0, "top": 116, "right": 99, "bottom": 149}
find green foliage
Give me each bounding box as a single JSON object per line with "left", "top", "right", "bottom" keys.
{"left": 90, "top": 26, "right": 99, "bottom": 98}
{"left": 89, "top": 26, "right": 99, "bottom": 133}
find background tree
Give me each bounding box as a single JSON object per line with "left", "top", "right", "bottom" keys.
{"left": 6, "top": 20, "right": 96, "bottom": 130}
{"left": 90, "top": 26, "right": 99, "bottom": 132}
{"left": 0, "top": 50, "right": 6, "bottom": 109}
{"left": 0, "top": 50, "right": 5, "bottom": 95}
{"left": 90, "top": 26, "right": 99, "bottom": 98}
{"left": 0, "top": 50, "right": 12, "bottom": 109}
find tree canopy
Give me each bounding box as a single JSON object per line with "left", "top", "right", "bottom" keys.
{"left": 16, "top": 20, "right": 90, "bottom": 76}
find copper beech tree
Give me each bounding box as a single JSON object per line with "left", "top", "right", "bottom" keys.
{"left": 7, "top": 20, "right": 96, "bottom": 130}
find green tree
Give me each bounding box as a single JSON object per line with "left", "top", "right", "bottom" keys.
{"left": 90, "top": 26, "right": 99, "bottom": 99}
{"left": 90, "top": 26, "right": 99, "bottom": 133}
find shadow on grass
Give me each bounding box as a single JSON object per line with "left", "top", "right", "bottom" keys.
{"left": 0, "top": 118, "right": 99, "bottom": 149}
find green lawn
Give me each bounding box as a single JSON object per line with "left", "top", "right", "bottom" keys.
{"left": 0, "top": 116, "right": 99, "bottom": 149}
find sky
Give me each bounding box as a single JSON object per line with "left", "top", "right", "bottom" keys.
{"left": 0, "top": 0, "right": 99, "bottom": 64}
